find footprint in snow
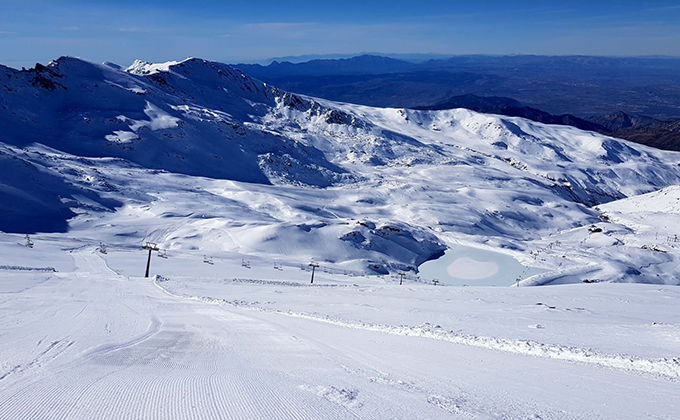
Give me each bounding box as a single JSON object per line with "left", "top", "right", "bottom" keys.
{"left": 427, "top": 395, "right": 473, "bottom": 417}
{"left": 299, "top": 385, "right": 363, "bottom": 409}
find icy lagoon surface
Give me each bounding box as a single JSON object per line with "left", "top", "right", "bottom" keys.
{"left": 419, "top": 244, "right": 544, "bottom": 286}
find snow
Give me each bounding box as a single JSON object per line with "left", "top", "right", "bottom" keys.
{"left": 126, "top": 101, "right": 181, "bottom": 131}
{"left": 2, "top": 55, "right": 680, "bottom": 281}
{"left": 0, "top": 237, "right": 679, "bottom": 419}
{"left": 105, "top": 130, "right": 138, "bottom": 143}
{"left": 125, "top": 59, "right": 183, "bottom": 75}
{"left": 1, "top": 56, "right": 680, "bottom": 417}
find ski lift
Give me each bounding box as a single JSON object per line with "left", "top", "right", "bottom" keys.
{"left": 157, "top": 249, "right": 168, "bottom": 259}
{"left": 203, "top": 255, "right": 214, "bottom": 265}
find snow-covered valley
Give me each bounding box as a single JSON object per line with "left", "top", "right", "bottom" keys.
{"left": 1, "top": 57, "right": 680, "bottom": 418}
{"left": 3, "top": 56, "right": 680, "bottom": 283}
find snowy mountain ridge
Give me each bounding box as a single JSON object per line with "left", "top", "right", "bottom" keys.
{"left": 2, "top": 56, "right": 680, "bottom": 283}
{"left": 125, "top": 58, "right": 185, "bottom": 75}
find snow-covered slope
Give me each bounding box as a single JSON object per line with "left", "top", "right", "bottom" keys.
{"left": 2, "top": 239, "right": 679, "bottom": 419}
{"left": 2, "top": 57, "right": 680, "bottom": 283}
{"left": 596, "top": 185, "right": 680, "bottom": 253}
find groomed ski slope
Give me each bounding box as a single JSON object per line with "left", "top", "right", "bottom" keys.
{"left": 0, "top": 237, "right": 679, "bottom": 419}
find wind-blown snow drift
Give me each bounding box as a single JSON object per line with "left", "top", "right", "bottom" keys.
{"left": 2, "top": 56, "right": 680, "bottom": 283}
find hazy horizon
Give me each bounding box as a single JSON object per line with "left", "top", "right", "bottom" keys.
{"left": 2, "top": 0, "right": 680, "bottom": 69}
{"left": 5, "top": 51, "right": 680, "bottom": 71}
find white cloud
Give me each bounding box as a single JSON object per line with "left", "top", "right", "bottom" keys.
{"left": 241, "top": 22, "right": 317, "bottom": 31}
{"left": 118, "top": 27, "right": 149, "bottom": 33}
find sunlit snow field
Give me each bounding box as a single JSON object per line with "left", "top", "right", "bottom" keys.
{"left": 1, "top": 233, "right": 679, "bottom": 419}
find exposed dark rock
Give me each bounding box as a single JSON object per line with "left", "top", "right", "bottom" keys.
{"left": 611, "top": 119, "right": 680, "bottom": 151}
{"left": 588, "top": 111, "right": 665, "bottom": 131}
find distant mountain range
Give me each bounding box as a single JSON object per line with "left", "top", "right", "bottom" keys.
{"left": 235, "top": 55, "right": 680, "bottom": 118}
{"left": 235, "top": 54, "right": 680, "bottom": 150}
{"left": 238, "top": 55, "right": 418, "bottom": 77}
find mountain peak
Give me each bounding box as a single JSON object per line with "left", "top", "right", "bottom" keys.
{"left": 125, "top": 59, "right": 184, "bottom": 75}
{"left": 125, "top": 57, "right": 252, "bottom": 82}
{"left": 47, "top": 55, "right": 97, "bottom": 69}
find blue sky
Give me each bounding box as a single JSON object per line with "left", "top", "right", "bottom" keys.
{"left": 1, "top": 0, "right": 679, "bottom": 68}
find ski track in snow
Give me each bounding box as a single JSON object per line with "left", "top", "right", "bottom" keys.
{"left": 0, "top": 253, "right": 353, "bottom": 420}
{"left": 153, "top": 276, "right": 680, "bottom": 381}
{"left": 1, "top": 248, "right": 678, "bottom": 419}
{"left": 82, "top": 316, "right": 162, "bottom": 359}
{"left": 0, "top": 340, "right": 74, "bottom": 382}
{"left": 0, "top": 265, "right": 56, "bottom": 272}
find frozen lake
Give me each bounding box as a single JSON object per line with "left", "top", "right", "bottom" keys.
{"left": 418, "top": 244, "right": 544, "bottom": 286}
